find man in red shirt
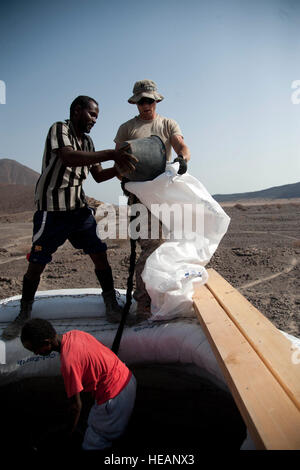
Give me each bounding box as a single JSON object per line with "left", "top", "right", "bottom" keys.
{"left": 21, "top": 318, "right": 136, "bottom": 451}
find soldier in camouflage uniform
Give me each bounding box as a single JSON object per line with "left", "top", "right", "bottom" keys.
{"left": 114, "top": 80, "right": 190, "bottom": 321}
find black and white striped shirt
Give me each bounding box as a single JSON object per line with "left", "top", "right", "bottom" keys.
{"left": 35, "top": 120, "right": 100, "bottom": 211}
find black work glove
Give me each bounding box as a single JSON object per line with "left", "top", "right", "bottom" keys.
{"left": 173, "top": 155, "right": 187, "bottom": 175}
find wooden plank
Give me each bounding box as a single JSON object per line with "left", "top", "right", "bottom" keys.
{"left": 193, "top": 285, "right": 300, "bottom": 450}
{"left": 205, "top": 268, "right": 300, "bottom": 412}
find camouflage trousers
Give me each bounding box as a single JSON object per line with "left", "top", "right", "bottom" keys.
{"left": 128, "top": 195, "right": 164, "bottom": 313}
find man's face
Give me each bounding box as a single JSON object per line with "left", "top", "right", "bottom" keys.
{"left": 22, "top": 339, "right": 52, "bottom": 356}
{"left": 76, "top": 100, "right": 99, "bottom": 134}
{"left": 137, "top": 98, "right": 156, "bottom": 120}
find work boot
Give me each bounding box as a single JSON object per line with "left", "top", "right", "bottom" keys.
{"left": 102, "top": 290, "right": 137, "bottom": 326}
{"left": 102, "top": 289, "right": 124, "bottom": 323}
{"left": 2, "top": 299, "right": 33, "bottom": 340}
{"left": 134, "top": 304, "right": 152, "bottom": 324}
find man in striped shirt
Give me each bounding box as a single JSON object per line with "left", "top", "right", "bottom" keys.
{"left": 2, "top": 96, "right": 137, "bottom": 340}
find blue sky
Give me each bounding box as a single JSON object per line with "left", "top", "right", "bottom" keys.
{"left": 0, "top": 0, "right": 300, "bottom": 204}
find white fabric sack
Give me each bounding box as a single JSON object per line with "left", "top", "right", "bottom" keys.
{"left": 126, "top": 163, "right": 230, "bottom": 320}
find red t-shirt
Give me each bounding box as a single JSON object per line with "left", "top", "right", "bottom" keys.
{"left": 60, "top": 330, "right": 131, "bottom": 405}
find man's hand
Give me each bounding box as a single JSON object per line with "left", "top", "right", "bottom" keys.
{"left": 113, "top": 163, "right": 123, "bottom": 180}
{"left": 113, "top": 144, "right": 138, "bottom": 176}
{"left": 66, "top": 393, "right": 82, "bottom": 436}
{"left": 173, "top": 155, "right": 187, "bottom": 175}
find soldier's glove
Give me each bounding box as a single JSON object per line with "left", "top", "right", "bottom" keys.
{"left": 173, "top": 155, "right": 187, "bottom": 175}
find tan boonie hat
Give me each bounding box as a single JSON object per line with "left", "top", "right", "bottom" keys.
{"left": 128, "top": 79, "right": 164, "bottom": 104}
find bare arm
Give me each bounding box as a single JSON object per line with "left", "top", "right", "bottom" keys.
{"left": 170, "top": 135, "right": 191, "bottom": 162}
{"left": 66, "top": 393, "right": 82, "bottom": 436}
{"left": 57, "top": 146, "right": 138, "bottom": 174}
{"left": 114, "top": 142, "right": 127, "bottom": 180}
{"left": 90, "top": 165, "right": 119, "bottom": 183}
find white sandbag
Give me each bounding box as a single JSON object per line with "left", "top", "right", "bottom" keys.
{"left": 126, "top": 163, "right": 230, "bottom": 320}
{"left": 140, "top": 241, "right": 209, "bottom": 319}
{"left": 0, "top": 290, "right": 225, "bottom": 390}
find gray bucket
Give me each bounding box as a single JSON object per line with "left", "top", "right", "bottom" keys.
{"left": 120, "top": 135, "right": 166, "bottom": 182}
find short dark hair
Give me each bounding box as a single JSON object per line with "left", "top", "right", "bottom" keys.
{"left": 21, "top": 318, "right": 56, "bottom": 348}
{"left": 70, "top": 95, "right": 98, "bottom": 117}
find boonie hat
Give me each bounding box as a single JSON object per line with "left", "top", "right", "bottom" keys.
{"left": 128, "top": 79, "right": 164, "bottom": 104}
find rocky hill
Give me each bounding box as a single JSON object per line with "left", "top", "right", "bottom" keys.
{"left": 0, "top": 158, "right": 106, "bottom": 214}
{"left": 0, "top": 184, "right": 36, "bottom": 213}
{"left": 1, "top": 158, "right": 299, "bottom": 212}
{"left": 0, "top": 158, "right": 40, "bottom": 185}
{"left": 213, "top": 181, "right": 300, "bottom": 202}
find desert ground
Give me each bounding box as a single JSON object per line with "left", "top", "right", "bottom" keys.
{"left": 0, "top": 199, "right": 299, "bottom": 336}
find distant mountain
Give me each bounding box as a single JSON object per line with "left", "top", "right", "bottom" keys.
{"left": 0, "top": 158, "right": 40, "bottom": 185}
{"left": 1, "top": 158, "right": 298, "bottom": 213}
{"left": 213, "top": 182, "right": 300, "bottom": 202}
{"left": 0, "top": 158, "right": 104, "bottom": 214}
{"left": 0, "top": 184, "right": 36, "bottom": 213}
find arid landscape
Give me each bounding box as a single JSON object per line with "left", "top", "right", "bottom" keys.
{"left": 0, "top": 198, "right": 299, "bottom": 337}
{"left": 0, "top": 159, "right": 300, "bottom": 454}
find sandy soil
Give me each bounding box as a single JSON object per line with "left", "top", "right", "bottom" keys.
{"left": 0, "top": 200, "right": 299, "bottom": 336}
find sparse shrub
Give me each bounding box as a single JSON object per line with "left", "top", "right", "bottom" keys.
{"left": 292, "top": 240, "right": 300, "bottom": 248}
{"left": 234, "top": 203, "right": 247, "bottom": 211}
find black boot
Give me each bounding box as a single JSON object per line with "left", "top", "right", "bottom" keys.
{"left": 2, "top": 299, "right": 34, "bottom": 340}
{"left": 101, "top": 289, "right": 123, "bottom": 323}
{"left": 95, "top": 268, "right": 123, "bottom": 323}
{"left": 2, "top": 275, "right": 40, "bottom": 340}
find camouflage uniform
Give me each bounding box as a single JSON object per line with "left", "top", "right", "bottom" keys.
{"left": 114, "top": 80, "right": 186, "bottom": 319}
{"left": 128, "top": 194, "right": 163, "bottom": 315}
